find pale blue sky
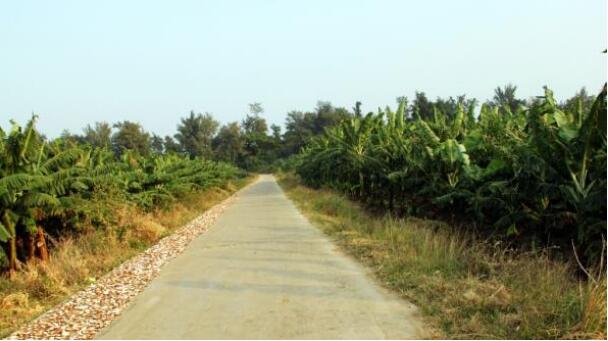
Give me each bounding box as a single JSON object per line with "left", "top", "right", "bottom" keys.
{"left": 1, "top": 0, "right": 606, "bottom": 137}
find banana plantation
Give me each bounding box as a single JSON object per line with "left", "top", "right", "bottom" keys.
{"left": 0, "top": 116, "right": 244, "bottom": 274}
{"left": 1, "top": 85, "right": 606, "bottom": 275}
{"left": 296, "top": 87, "right": 607, "bottom": 263}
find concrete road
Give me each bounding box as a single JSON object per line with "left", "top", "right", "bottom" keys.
{"left": 97, "top": 175, "right": 425, "bottom": 339}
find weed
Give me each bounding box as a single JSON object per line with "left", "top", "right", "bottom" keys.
{"left": 278, "top": 173, "right": 607, "bottom": 339}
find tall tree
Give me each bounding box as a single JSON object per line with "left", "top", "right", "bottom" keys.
{"left": 283, "top": 102, "right": 352, "bottom": 156}
{"left": 410, "top": 91, "right": 434, "bottom": 120}
{"left": 314, "top": 101, "right": 351, "bottom": 133}
{"left": 59, "top": 129, "right": 84, "bottom": 146}
{"left": 174, "top": 111, "right": 219, "bottom": 159}
{"left": 213, "top": 122, "right": 244, "bottom": 164}
{"left": 249, "top": 102, "right": 264, "bottom": 116}
{"left": 112, "top": 121, "right": 150, "bottom": 155}
{"left": 241, "top": 103, "right": 272, "bottom": 170}
{"left": 163, "top": 135, "right": 181, "bottom": 154}
{"left": 270, "top": 124, "right": 282, "bottom": 142}
{"left": 242, "top": 102, "right": 268, "bottom": 135}
{"left": 492, "top": 84, "right": 525, "bottom": 114}
{"left": 150, "top": 134, "right": 164, "bottom": 154}
{"left": 283, "top": 111, "right": 315, "bottom": 155}
{"left": 434, "top": 95, "right": 476, "bottom": 120}
{"left": 83, "top": 122, "right": 112, "bottom": 148}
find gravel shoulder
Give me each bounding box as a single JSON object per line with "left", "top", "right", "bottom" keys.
{"left": 7, "top": 182, "right": 249, "bottom": 340}
{"left": 96, "top": 174, "right": 425, "bottom": 339}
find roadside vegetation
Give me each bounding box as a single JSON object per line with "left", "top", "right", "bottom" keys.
{"left": 293, "top": 86, "right": 606, "bottom": 265}
{"left": 1, "top": 82, "right": 604, "bottom": 338}
{"left": 0, "top": 180, "right": 251, "bottom": 337}
{"left": 0, "top": 116, "right": 252, "bottom": 337}
{"left": 278, "top": 84, "right": 606, "bottom": 338}
{"left": 278, "top": 173, "right": 606, "bottom": 339}
{"left": 0, "top": 116, "right": 246, "bottom": 273}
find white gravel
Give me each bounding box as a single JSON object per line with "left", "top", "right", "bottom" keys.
{"left": 7, "top": 191, "right": 241, "bottom": 340}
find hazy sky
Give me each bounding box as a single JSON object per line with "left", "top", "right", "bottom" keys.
{"left": 1, "top": 0, "right": 606, "bottom": 138}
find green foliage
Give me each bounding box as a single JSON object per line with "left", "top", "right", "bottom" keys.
{"left": 213, "top": 122, "right": 244, "bottom": 164}
{"left": 112, "top": 121, "right": 151, "bottom": 156}
{"left": 83, "top": 122, "right": 112, "bottom": 149}
{"left": 490, "top": 84, "right": 526, "bottom": 115}
{"left": 0, "top": 116, "right": 245, "bottom": 271}
{"left": 282, "top": 102, "right": 354, "bottom": 156}
{"left": 296, "top": 87, "right": 607, "bottom": 263}
{"left": 241, "top": 110, "right": 273, "bottom": 170}
{"left": 174, "top": 111, "right": 219, "bottom": 159}
{"left": 279, "top": 173, "right": 607, "bottom": 339}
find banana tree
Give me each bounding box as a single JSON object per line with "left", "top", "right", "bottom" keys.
{"left": 0, "top": 117, "right": 45, "bottom": 272}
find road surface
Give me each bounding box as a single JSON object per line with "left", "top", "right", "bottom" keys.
{"left": 97, "top": 175, "right": 424, "bottom": 339}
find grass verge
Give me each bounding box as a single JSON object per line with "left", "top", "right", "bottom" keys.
{"left": 277, "top": 173, "right": 606, "bottom": 339}
{"left": 0, "top": 176, "right": 255, "bottom": 338}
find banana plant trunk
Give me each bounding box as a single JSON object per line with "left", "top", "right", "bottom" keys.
{"left": 6, "top": 237, "right": 19, "bottom": 278}
{"left": 36, "top": 227, "right": 49, "bottom": 262}
{"left": 389, "top": 186, "right": 394, "bottom": 212}
{"left": 27, "top": 232, "right": 36, "bottom": 261}
{"left": 359, "top": 171, "right": 364, "bottom": 199}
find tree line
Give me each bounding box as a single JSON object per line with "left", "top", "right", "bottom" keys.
{"left": 57, "top": 85, "right": 598, "bottom": 173}
{"left": 57, "top": 101, "right": 348, "bottom": 171}
{"left": 1, "top": 84, "right": 601, "bottom": 273}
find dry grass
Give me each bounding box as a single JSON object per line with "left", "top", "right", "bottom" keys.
{"left": 0, "top": 177, "right": 253, "bottom": 338}
{"left": 278, "top": 173, "right": 607, "bottom": 339}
